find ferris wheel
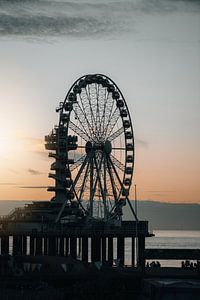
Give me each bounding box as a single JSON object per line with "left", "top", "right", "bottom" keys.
{"left": 45, "top": 74, "right": 136, "bottom": 222}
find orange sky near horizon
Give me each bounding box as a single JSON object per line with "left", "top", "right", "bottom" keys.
{"left": 0, "top": 131, "right": 199, "bottom": 204}
{"left": 0, "top": 0, "right": 199, "bottom": 204}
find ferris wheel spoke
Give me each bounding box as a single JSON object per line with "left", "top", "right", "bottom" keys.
{"left": 76, "top": 156, "right": 91, "bottom": 203}
{"left": 104, "top": 107, "right": 120, "bottom": 138}
{"left": 79, "top": 91, "right": 96, "bottom": 137}
{"left": 71, "top": 155, "right": 89, "bottom": 188}
{"left": 77, "top": 145, "right": 85, "bottom": 149}
{"left": 99, "top": 89, "right": 109, "bottom": 135}
{"left": 94, "top": 155, "right": 108, "bottom": 219}
{"left": 112, "top": 147, "right": 126, "bottom": 150}
{"left": 72, "top": 107, "right": 93, "bottom": 140}
{"left": 110, "top": 154, "right": 125, "bottom": 172}
{"left": 69, "top": 120, "right": 89, "bottom": 142}
{"left": 70, "top": 154, "right": 87, "bottom": 172}
{"left": 106, "top": 156, "right": 118, "bottom": 204}
{"left": 85, "top": 86, "right": 96, "bottom": 132}
{"left": 107, "top": 155, "right": 124, "bottom": 193}
{"left": 108, "top": 155, "right": 138, "bottom": 221}
{"left": 106, "top": 112, "right": 121, "bottom": 139}
{"left": 54, "top": 142, "right": 88, "bottom": 222}
{"left": 108, "top": 126, "right": 124, "bottom": 142}
{"left": 74, "top": 98, "right": 94, "bottom": 138}
{"left": 94, "top": 83, "right": 101, "bottom": 138}
{"left": 103, "top": 100, "right": 115, "bottom": 136}
{"left": 89, "top": 154, "right": 102, "bottom": 216}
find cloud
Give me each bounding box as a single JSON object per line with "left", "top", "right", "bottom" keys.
{"left": 0, "top": 0, "right": 199, "bottom": 39}
{"left": 0, "top": 182, "right": 18, "bottom": 186}
{"left": 146, "top": 190, "right": 175, "bottom": 197}
{"left": 27, "top": 168, "right": 44, "bottom": 175}
{"left": 146, "top": 190, "right": 175, "bottom": 193}
{"left": 8, "top": 169, "right": 19, "bottom": 174}
{"left": 19, "top": 136, "right": 50, "bottom": 159}
{"left": 0, "top": 1, "right": 125, "bottom": 39}
{"left": 32, "top": 150, "right": 50, "bottom": 160}
{"left": 135, "top": 138, "right": 148, "bottom": 148}
{"left": 19, "top": 185, "right": 48, "bottom": 189}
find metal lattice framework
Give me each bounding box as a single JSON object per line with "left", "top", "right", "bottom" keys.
{"left": 45, "top": 74, "right": 136, "bottom": 222}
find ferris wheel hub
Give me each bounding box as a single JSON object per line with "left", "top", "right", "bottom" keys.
{"left": 85, "top": 140, "right": 112, "bottom": 155}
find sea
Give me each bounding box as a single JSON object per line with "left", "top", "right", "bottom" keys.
{"left": 123, "top": 230, "right": 200, "bottom": 267}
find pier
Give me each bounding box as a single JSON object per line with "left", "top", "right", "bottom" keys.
{"left": 0, "top": 221, "right": 149, "bottom": 269}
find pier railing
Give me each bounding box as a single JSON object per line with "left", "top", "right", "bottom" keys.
{"left": 145, "top": 248, "right": 200, "bottom": 260}
{"left": 0, "top": 220, "right": 150, "bottom": 237}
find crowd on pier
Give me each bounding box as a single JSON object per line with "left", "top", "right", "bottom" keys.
{"left": 181, "top": 260, "right": 200, "bottom": 271}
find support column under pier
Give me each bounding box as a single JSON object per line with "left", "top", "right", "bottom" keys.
{"left": 43, "top": 237, "right": 48, "bottom": 255}
{"left": 117, "top": 237, "right": 125, "bottom": 266}
{"left": 59, "top": 237, "right": 64, "bottom": 256}
{"left": 82, "top": 237, "right": 88, "bottom": 262}
{"left": 48, "top": 236, "right": 57, "bottom": 256}
{"left": 108, "top": 237, "right": 113, "bottom": 266}
{"left": 13, "top": 235, "right": 23, "bottom": 256}
{"left": 101, "top": 237, "right": 106, "bottom": 263}
{"left": 30, "top": 236, "right": 35, "bottom": 256}
{"left": 65, "top": 237, "right": 69, "bottom": 256}
{"left": 70, "top": 237, "right": 77, "bottom": 259}
{"left": 1, "top": 236, "right": 9, "bottom": 255}
{"left": 22, "top": 236, "right": 27, "bottom": 255}
{"left": 138, "top": 236, "right": 145, "bottom": 272}
{"left": 91, "top": 237, "right": 101, "bottom": 262}
{"left": 131, "top": 237, "right": 135, "bottom": 267}
{"left": 35, "top": 236, "right": 43, "bottom": 255}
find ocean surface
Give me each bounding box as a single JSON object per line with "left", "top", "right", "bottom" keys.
{"left": 124, "top": 230, "right": 200, "bottom": 267}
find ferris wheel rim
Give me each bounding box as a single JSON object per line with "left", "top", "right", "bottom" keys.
{"left": 59, "top": 74, "right": 135, "bottom": 219}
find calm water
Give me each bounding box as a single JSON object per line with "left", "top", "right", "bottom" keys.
{"left": 125, "top": 230, "right": 200, "bottom": 267}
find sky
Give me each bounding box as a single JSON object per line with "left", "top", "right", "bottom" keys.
{"left": 0, "top": 0, "right": 199, "bottom": 203}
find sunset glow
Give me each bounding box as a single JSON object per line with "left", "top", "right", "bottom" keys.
{"left": 0, "top": 0, "right": 199, "bottom": 204}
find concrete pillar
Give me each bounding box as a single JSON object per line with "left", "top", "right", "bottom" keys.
{"left": 59, "top": 237, "right": 64, "bottom": 256}
{"left": 131, "top": 237, "right": 135, "bottom": 267}
{"left": 108, "top": 237, "right": 113, "bottom": 265}
{"left": 43, "top": 236, "right": 48, "bottom": 255}
{"left": 91, "top": 237, "right": 101, "bottom": 262}
{"left": 1, "top": 236, "right": 9, "bottom": 255}
{"left": 65, "top": 237, "right": 69, "bottom": 256}
{"left": 138, "top": 236, "right": 145, "bottom": 272}
{"left": 70, "top": 237, "right": 77, "bottom": 259}
{"left": 13, "top": 235, "right": 23, "bottom": 256}
{"left": 48, "top": 236, "right": 57, "bottom": 256}
{"left": 117, "top": 237, "right": 125, "bottom": 266}
{"left": 82, "top": 237, "right": 88, "bottom": 262}
{"left": 101, "top": 237, "right": 106, "bottom": 263}
{"left": 30, "top": 236, "right": 35, "bottom": 256}
{"left": 35, "top": 236, "right": 43, "bottom": 255}
{"left": 22, "top": 236, "right": 27, "bottom": 255}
